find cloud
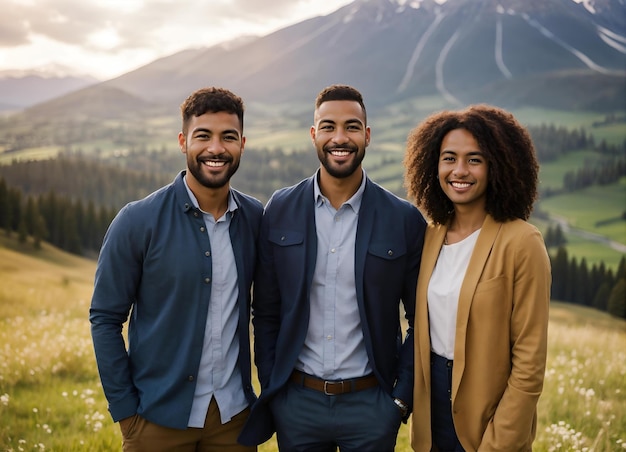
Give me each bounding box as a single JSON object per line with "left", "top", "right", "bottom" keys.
{"left": 4, "top": 0, "right": 337, "bottom": 52}
{"left": 0, "top": 4, "right": 33, "bottom": 46}
{"left": 1, "top": 0, "right": 351, "bottom": 78}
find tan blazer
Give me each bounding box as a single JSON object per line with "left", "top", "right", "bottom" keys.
{"left": 411, "top": 215, "right": 551, "bottom": 451}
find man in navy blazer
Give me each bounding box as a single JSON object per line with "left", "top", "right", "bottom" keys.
{"left": 239, "top": 85, "right": 426, "bottom": 451}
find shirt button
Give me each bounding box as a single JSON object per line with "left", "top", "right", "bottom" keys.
{"left": 204, "top": 277, "right": 211, "bottom": 284}
{"left": 205, "top": 251, "right": 211, "bottom": 257}
{"left": 387, "top": 250, "right": 393, "bottom": 256}
{"left": 188, "top": 376, "right": 194, "bottom": 381}
{"left": 331, "top": 248, "right": 336, "bottom": 253}
{"left": 326, "top": 335, "right": 332, "bottom": 340}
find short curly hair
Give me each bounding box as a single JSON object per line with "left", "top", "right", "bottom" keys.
{"left": 180, "top": 87, "right": 244, "bottom": 135}
{"left": 315, "top": 84, "right": 367, "bottom": 125}
{"left": 403, "top": 104, "right": 539, "bottom": 224}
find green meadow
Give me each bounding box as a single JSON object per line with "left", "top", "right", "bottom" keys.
{"left": 0, "top": 104, "right": 623, "bottom": 450}
{"left": 1, "top": 236, "right": 625, "bottom": 451}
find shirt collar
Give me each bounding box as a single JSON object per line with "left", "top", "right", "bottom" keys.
{"left": 183, "top": 175, "right": 238, "bottom": 217}
{"left": 313, "top": 168, "right": 367, "bottom": 213}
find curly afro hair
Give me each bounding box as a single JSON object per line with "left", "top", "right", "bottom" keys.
{"left": 403, "top": 104, "right": 539, "bottom": 224}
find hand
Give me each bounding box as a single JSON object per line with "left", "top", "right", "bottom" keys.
{"left": 393, "top": 398, "right": 409, "bottom": 417}
{"left": 118, "top": 415, "right": 136, "bottom": 436}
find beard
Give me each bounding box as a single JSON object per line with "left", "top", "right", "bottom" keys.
{"left": 187, "top": 153, "right": 240, "bottom": 189}
{"left": 318, "top": 143, "right": 365, "bottom": 179}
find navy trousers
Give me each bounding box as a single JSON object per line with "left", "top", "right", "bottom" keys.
{"left": 269, "top": 378, "right": 402, "bottom": 451}
{"left": 431, "top": 353, "right": 465, "bottom": 452}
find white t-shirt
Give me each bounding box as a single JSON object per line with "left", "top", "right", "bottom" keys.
{"left": 428, "top": 229, "right": 481, "bottom": 359}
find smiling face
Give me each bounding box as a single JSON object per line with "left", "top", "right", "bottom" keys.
{"left": 438, "top": 128, "right": 488, "bottom": 212}
{"left": 178, "top": 111, "right": 245, "bottom": 190}
{"left": 311, "top": 100, "right": 370, "bottom": 180}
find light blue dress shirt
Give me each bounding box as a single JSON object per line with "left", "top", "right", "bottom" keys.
{"left": 184, "top": 178, "right": 247, "bottom": 427}
{"left": 296, "top": 170, "right": 372, "bottom": 379}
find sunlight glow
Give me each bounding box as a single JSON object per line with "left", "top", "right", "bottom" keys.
{"left": 87, "top": 27, "right": 122, "bottom": 50}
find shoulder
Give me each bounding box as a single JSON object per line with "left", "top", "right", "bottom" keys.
{"left": 493, "top": 218, "right": 549, "bottom": 263}
{"left": 267, "top": 176, "right": 314, "bottom": 207}
{"left": 366, "top": 179, "right": 424, "bottom": 218}
{"left": 117, "top": 181, "right": 176, "bottom": 219}
{"left": 499, "top": 218, "right": 543, "bottom": 240}
{"left": 231, "top": 189, "right": 264, "bottom": 213}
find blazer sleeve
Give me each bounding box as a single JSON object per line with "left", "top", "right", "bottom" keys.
{"left": 251, "top": 200, "right": 281, "bottom": 389}
{"left": 392, "top": 205, "right": 426, "bottom": 409}
{"left": 480, "top": 226, "right": 551, "bottom": 450}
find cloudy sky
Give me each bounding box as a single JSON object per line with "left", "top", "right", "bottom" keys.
{"left": 1, "top": 0, "right": 354, "bottom": 80}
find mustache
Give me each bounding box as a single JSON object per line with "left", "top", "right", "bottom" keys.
{"left": 324, "top": 144, "right": 357, "bottom": 153}
{"left": 197, "top": 154, "right": 232, "bottom": 163}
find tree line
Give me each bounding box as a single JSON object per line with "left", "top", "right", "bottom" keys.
{"left": 0, "top": 178, "right": 116, "bottom": 256}
{"left": 2, "top": 173, "right": 624, "bottom": 319}
{"left": 550, "top": 247, "right": 626, "bottom": 319}
{"left": 0, "top": 121, "right": 624, "bottom": 319}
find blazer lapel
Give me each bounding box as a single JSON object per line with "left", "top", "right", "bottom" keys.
{"left": 452, "top": 215, "right": 501, "bottom": 398}
{"left": 354, "top": 178, "right": 374, "bottom": 307}
{"left": 303, "top": 177, "right": 318, "bottom": 301}
{"left": 418, "top": 224, "right": 447, "bottom": 385}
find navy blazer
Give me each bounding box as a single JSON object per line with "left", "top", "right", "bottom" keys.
{"left": 239, "top": 174, "right": 426, "bottom": 445}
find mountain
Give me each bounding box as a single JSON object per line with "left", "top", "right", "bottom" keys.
{"left": 5, "top": 0, "right": 626, "bottom": 121}
{"left": 0, "top": 65, "right": 99, "bottom": 112}
{"left": 99, "top": 0, "right": 625, "bottom": 112}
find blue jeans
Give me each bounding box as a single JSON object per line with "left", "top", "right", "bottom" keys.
{"left": 431, "top": 353, "right": 465, "bottom": 452}
{"left": 269, "top": 378, "right": 402, "bottom": 451}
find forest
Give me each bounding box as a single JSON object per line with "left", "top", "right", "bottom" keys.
{"left": 0, "top": 123, "right": 624, "bottom": 318}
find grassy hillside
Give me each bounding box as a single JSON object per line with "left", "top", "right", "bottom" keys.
{"left": 0, "top": 236, "right": 625, "bottom": 451}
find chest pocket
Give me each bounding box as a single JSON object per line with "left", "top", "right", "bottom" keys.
{"left": 368, "top": 240, "right": 407, "bottom": 261}
{"left": 268, "top": 229, "right": 304, "bottom": 247}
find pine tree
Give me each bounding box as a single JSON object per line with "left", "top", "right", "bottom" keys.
{"left": 577, "top": 258, "right": 591, "bottom": 306}
{"left": 606, "top": 279, "right": 626, "bottom": 319}
{"left": 0, "top": 178, "right": 9, "bottom": 233}
{"left": 616, "top": 256, "right": 626, "bottom": 281}
{"left": 24, "top": 197, "right": 37, "bottom": 236}
{"left": 551, "top": 247, "right": 569, "bottom": 301}
{"left": 17, "top": 216, "right": 27, "bottom": 244}
{"left": 33, "top": 213, "right": 47, "bottom": 250}
{"left": 592, "top": 282, "right": 612, "bottom": 312}
{"left": 564, "top": 257, "right": 578, "bottom": 303}
{"left": 8, "top": 188, "right": 22, "bottom": 232}
{"left": 60, "top": 202, "right": 82, "bottom": 254}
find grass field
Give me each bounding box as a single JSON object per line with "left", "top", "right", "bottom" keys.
{"left": 1, "top": 236, "right": 625, "bottom": 451}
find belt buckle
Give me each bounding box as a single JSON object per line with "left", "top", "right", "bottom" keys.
{"left": 324, "top": 380, "right": 344, "bottom": 396}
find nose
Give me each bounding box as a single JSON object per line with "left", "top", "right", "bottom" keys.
{"left": 206, "top": 137, "right": 226, "bottom": 153}
{"left": 331, "top": 128, "right": 349, "bottom": 145}
{"left": 452, "top": 160, "right": 469, "bottom": 177}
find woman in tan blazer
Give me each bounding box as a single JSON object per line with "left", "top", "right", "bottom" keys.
{"left": 403, "top": 105, "right": 551, "bottom": 451}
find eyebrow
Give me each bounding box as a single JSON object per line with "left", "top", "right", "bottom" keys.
{"left": 318, "top": 118, "right": 364, "bottom": 126}
{"left": 192, "top": 127, "right": 240, "bottom": 137}
{"left": 441, "top": 149, "right": 483, "bottom": 155}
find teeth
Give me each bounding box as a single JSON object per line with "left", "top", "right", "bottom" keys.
{"left": 203, "top": 161, "right": 226, "bottom": 167}
{"left": 331, "top": 151, "right": 351, "bottom": 156}
{"left": 451, "top": 182, "right": 471, "bottom": 188}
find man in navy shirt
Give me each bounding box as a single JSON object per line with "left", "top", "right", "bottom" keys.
{"left": 90, "top": 87, "right": 262, "bottom": 451}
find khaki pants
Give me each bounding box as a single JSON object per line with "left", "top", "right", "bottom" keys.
{"left": 120, "top": 398, "right": 256, "bottom": 452}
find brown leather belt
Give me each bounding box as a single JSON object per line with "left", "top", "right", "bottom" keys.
{"left": 290, "top": 370, "right": 378, "bottom": 396}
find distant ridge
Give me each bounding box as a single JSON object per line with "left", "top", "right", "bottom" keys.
{"left": 2, "top": 0, "right": 625, "bottom": 119}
